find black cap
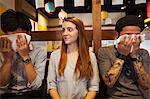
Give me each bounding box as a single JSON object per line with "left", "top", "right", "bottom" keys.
{"left": 115, "top": 15, "right": 144, "bottom": 33}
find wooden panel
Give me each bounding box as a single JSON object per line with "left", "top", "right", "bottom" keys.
{"left": 15, "top": 0, "right": 36, "bottom": 21}
{"left": 31, "top": 30, "right": 115, "bottom": 41}
{"left": 31, "top": 31, "right": 62, "bottom": 41}
{"left": 15, "top": 0, "right": 22, "bottom": 11}
{"left": 31, "top": 30, "right": 93, "bottom": 40}
{"left": 102, "top": 30, "right": 115, "bottom": 40}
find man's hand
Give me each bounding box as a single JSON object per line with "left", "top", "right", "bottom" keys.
{"left": 117, "top": 36, "right": 132, "bottom": 56}
{"left": 16, "top": 35, "right": 30, "bottom": 58}
{"left": 130, "top": 36, "right": 141, "bottom": 58}
{"left": 0, "top": 37, "right": 14, "bottom": 61}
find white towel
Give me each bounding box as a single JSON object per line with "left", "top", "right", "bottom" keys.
{"left": 0, "top": 33, "right": 31, "bottom": 52}
{"left": 114, "top": 34, "right": 145, "bottom": 53}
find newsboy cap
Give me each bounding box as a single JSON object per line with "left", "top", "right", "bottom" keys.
{"left": 115, "top": 15, "right": 144, "bottom": 33}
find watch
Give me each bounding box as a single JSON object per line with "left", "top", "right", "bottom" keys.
{"left": 22, "top": 57, "right": 31, "bottom": 64}
{"left": 131, "top": 57, "right": 141, "bottom": 62}
{"left": 129, "top": 54, "right": 141, "bottom": 62}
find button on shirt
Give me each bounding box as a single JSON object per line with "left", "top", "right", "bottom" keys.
{"left": 0, "top": 44, "right": 47, "bottom": 94}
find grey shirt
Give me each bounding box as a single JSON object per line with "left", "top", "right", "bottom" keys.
{"left": 98, "top": 45, "right": 150, "bottom": 99}
{"left": 47, "top": 49, "right": 100, "bottom": 99}
{"left": 0, "top": 44, "right": 47, "bottom": 94}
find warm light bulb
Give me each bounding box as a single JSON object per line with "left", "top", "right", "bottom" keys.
{"left": 101, "top": 10, "right": 108, "bottom": 20}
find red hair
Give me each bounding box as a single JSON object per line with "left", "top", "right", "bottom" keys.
{"left": 58, "top": 17, "right": 93, "bottom": 80}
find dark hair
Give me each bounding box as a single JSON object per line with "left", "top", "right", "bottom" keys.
{"left": 115, "top": 15, "right": 144, "bottom": 33}
{"left": 58, "top": 17, "right": 93, "bottom": 79}
{"left": 1, "top": 9, "right": 32, "bottom": 33}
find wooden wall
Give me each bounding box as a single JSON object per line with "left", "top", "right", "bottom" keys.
{"left": 31, "top": 30, "right": 115, "bottom": 41}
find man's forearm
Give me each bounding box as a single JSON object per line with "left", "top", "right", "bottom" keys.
{"left": 24, "top": 62, "right": 37, "bottom": 84}
{"left": 85, "top": 91, "right": 97, "bottom": 99}
{"left": 103, "top": 58, "right": 124, "bottom": 88}
{"left": 50, "top": 89, "right": 61, "bottom": 99}
{"left": 0, "top": 60, "right": 12, "bottom": 86}
{"left": 133, "top": 61, "right": 150, "bottom": 89}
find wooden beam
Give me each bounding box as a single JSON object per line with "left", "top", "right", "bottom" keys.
{"left": 92, "top": 0, "right": 101, "bottom": 55}
{"left": 15, "top": 0, "right": 36, "bottom": 21}
{"left": 31, "top": 30, "right": 93, "bottom": 41}
{"left": 31, "top": 30, "right": 93, "bottom": 47}
{"left": 31, "top": 30, "right": 115, "bottom": 41}
{"left": 31, "top": 31, "right": 62, "bottom": 41}
{"left": 15, "top": 0, "right": 22, "bottom": 11}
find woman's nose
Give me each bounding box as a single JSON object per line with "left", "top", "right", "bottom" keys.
{"left": 62, "top": 30, "right": 68, "bottom": 35}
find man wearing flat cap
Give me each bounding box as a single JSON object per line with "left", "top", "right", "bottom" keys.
{"left": 98, "top": 15, "right": 150, "bottom": 99}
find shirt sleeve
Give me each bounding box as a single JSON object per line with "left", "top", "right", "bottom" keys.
{"left": 27, "top": 47, "right": 47, "bottom": 89}
{"left": 139, "top": 49, "right": 150, "bottom": 99}
{"left": 47, "top": 51, "right": 57, "bottom": 92}
{"left": 98, "top": 47, "right": 113, "bottom": 76}
{"left": 88, "top": 52, "right": 100, "bottom": 91}
{"left": 141, "top": 49, "right": 150, "bottom": 74}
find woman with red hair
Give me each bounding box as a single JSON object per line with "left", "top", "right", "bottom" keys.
{"left": 47, "top": 17, "right": 100, "bottom": 99}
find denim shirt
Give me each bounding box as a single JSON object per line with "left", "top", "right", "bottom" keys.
{"left": 0, "top": 44, "right": 47, "bottom": 94}
{"left": 47, "top": 49, "right": 100, "bottom": 99}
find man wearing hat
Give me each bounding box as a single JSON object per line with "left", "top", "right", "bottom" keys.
{"left": 98, "top": 15, "right": 150, "bottom": 99}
